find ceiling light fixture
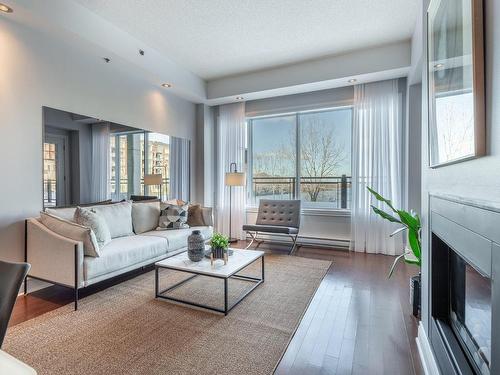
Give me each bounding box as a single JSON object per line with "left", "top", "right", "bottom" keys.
{"left": 236, "top": 96, "right": 244, "bottom": 100}
{"left": 348, "top": 79, "right": 357, "bottom": 84}
{"left": 0, "top": 3, "right": 13, "bottom": 13}
{"left": 103, "top": 57, "right": 111, "bottom": 63}
{"left": 434, "top": 63, "right": 444, "bottom": 69}
{"left": 161, "top": 83, "right": 172, "bottom": 88}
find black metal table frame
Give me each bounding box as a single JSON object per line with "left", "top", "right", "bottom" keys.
{"left": 155, "top": 255, "right": 264, "bottom": 315}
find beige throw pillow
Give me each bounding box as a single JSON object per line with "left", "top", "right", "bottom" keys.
{"left": 40, "top": 212, "right": 101, "bottom": 257}
{"left": 187, "top": 204, "right": 205, "bottom": 227}
{"left": 132, "top": 201, "right": 161, "bottom": 234}
{"left": 74, "top": 207, "right": 111, "bottom": 248}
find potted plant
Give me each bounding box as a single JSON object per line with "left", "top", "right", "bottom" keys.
{"left": 209, "top": 232, "right": 230, "bottom": 260}
{"left": 367, "top": 187, "right": 421, "bottom": 317}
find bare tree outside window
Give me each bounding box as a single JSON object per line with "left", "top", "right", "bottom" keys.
{"left": 300, "top": 117, "right": 348, "bottom": 202}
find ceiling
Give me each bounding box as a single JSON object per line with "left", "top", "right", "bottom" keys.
{"left": 74, "top": 0, "right": 419, "bottom": 81}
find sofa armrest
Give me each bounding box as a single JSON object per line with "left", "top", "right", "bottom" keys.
{"left": 26, "top": 218, "right": 84, "bottom": 288}
{"left": 201, "top": 207, "right": 214, "bottom": 227}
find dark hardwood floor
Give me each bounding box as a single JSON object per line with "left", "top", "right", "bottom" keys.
{"left": 10, "top": 242, "right": 422, "bottom": 375}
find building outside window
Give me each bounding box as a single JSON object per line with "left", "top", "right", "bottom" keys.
{"left": 247, "top": 107, "right": 352, "bottom": 210}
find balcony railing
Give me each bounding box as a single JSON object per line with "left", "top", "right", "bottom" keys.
{"left": 43, "top": 179, "right": 57, "bottom": 207}
{"left": 110, "top": 178, "right": 170, "bottom": 201}
{"left": 251, "top": 175, "right": 351, "bottom": 209}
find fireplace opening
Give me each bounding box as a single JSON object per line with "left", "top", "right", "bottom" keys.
{"left": 431, "top": 233, "right": 492, "bottom": 375}
{"left": 450, "top": 250, "right": 491, "bottom": 374}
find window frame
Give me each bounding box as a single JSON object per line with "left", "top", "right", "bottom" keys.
{"left": 246, "top": 105, "right": 353, "bottom": 212}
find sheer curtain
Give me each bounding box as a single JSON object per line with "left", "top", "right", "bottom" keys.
{"left": 350, "top": 79, "right": 404, "bottom": 255}
{"left": 90, "top": 123, "right": 110, "bottom": 202}
{"left": 216, "top": 102, "right": 246, "bottom": 240}
{"left": 169, "top": 136, "right": 191, "bottom": 202}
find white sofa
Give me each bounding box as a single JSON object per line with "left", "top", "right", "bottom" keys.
{"left": 25, "top": 202, "right": 213, "bottom": 309}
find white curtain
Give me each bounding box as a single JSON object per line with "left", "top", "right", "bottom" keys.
{"left": 90, "top": 123, "right": 110, "bottom": 202}
{"left": 169, "top": 136, "right": 191, "bottom": 202}
{"left": 350, "top": 79, "right": 404, "bottom": 255}
{"left": 216, "top": 103, "right": 246, "bottom": 240}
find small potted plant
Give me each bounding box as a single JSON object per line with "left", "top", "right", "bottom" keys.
{"left": 209, "top": 233, "right": 230, "bottom": 263}
{"left": 367, "top": 187, "right": 421, "bottom": 317}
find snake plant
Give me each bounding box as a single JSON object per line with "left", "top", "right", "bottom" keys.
{"left": 367, "top": 187, "right": 421, "bottom": 278}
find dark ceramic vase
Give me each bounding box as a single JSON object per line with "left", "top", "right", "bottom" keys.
{"left": 188, "top": 230, "right": 205, "bottom": 262}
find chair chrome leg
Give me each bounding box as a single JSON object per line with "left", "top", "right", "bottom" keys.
{"left": 245, "top": 231, "right": 258, "bottom": 249}
{"left": 289, "top": 234, "right": 299, "bottom": 255}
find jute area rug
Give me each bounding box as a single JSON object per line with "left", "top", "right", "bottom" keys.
{"left": 5, "top": 254, "right": 331, "bottom": 375}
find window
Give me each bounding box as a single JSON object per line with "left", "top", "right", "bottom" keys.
{"left": 248, "top": 107, "right": 352, "bottom": 209}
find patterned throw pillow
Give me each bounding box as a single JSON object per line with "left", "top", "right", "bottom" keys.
{"left": 158, "top": 203, "right": 189, "bottom": 230}
{"left": 74, "top": 207, "right": 112, "bottom": 248}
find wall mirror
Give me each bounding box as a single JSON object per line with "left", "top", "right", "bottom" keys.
{"left": 427, "top": 0, "right": 485, "bottom": 167}
{"left": 42, "top": 107, "right": 190, "bottom": 208}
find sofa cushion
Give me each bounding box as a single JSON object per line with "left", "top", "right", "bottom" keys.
{"left": 84, "top": 235, "right": 168, "bottom": 280}
{"left": 40, "top": 211, "right": 101, "bottom": 257}
{"left": 92, "top": 201, "right": 134, "bottom": 238}
{"left": 74, "top": 207, "right": 112, "bottom": 247}
{"left": 132, "top": 201, "right": 160, "bottom": 234}
{"left": 142, "top": 226, "right": 213, "bottom": 252}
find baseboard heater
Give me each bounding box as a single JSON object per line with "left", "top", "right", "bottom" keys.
{"left": 245, "top": 232, "right": 350, "bottom": 250}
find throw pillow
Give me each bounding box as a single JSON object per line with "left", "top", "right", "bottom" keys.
{"left": 91, "top": 201, "right": 134, "bottom": 238}
{"left": 132, "top": 200, "right": 161, "bottom": 234}
{"left": 74, "top": 207, "right": 111, "bottom": 248}
{"left": 158, "top": 203, "right": 189, "bottom": 229}
{"left": 40, "top": 212, "right": 101, "bottom": 257}
{"left": 45, "top": 207, "right": 77, "bottom": 222}
{"left": 187, "top": 204, "right": 205, "bottom": 227}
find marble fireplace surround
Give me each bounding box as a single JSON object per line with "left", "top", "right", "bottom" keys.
{"left": 426, "top": 194, "right": 500, "bottom": 375}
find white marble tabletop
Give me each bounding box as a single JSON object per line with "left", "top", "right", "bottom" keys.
{"left": 0, "top": 350, "right": 37, "bottom": 375}
{"left": 155, "top": 248, "right": 264, "bottom": 278}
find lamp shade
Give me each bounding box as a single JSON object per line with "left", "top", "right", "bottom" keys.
{"left": 225, "top": 172, "right": 245, "bottom": 186}
{"left": 144, "top": 174, "right": 162, "bottom": 185}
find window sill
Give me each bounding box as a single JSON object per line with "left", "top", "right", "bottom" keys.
{"left": 245, "top": 206, "right": 351, "bottom": 217}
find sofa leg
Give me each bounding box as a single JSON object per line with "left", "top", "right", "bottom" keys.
{"left": 74, "top": 288, "right": 78, "bottom": 311}
{"left": 24, "top": 276, "right": 28, "bottom": 295}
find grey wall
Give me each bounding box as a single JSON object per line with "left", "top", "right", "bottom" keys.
{"left": 420, "top": 0, "right": 500, "bottom": 335}
{"left": 0, "top": 17, "right": 197, "bottom": 263}
{"left": 407, "top": 83, "right": 422, "bottom": 214}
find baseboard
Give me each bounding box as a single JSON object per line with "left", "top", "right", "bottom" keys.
{"left": 416, "top": 322, "right": 440, "bottom": 375}
{"left": 18, "top": 278, "right": 52, "bottom": 296}
{"left": 245, "top": 233, "right": 350, "bottom": 249}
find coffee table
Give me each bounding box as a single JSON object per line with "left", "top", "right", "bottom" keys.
{"left": 155, "top": 249, "right": 264, "bottom": 315}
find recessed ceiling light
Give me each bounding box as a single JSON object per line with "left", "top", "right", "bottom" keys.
{"left": 103, "top": 57, "right": 111, "bottom": 63}
{"left": 434, "top": 63, "right": 444, "bottom": 69}
{"left": 348, "top": 79, "right": 357, "bottom": 84}
{"left": 161, "top": 83, "right": 172, "bottom": 88}
{"left": 236, "top": 96, "right": 244, "bottom": 100}
{"left": 0, "top": 3, "right": 13, "bottom": 13}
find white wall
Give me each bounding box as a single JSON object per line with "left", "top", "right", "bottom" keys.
{"left": 420, "top": 0, "right": 500, "bottom": 335}
{"left": 0, "top": 17, "right": 197, "bottom": 262}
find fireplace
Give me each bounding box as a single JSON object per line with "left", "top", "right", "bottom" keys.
{"left": 429, "top": 195, "right": 499, "bottom": 375}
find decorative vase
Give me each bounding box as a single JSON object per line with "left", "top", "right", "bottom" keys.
{"left": 188, "top": 230, "right": 205, "bottom": 262}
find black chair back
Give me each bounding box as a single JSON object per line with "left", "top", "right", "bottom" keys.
{"left": 0, "top": 260, "right": 30, "bottom": 348}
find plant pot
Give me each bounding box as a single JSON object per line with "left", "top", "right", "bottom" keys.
{"left": 211, "top": 247, "right": 226, "bottom": 259}
{"left": 410, "top": 273, "right": 421, "bottom": 318}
